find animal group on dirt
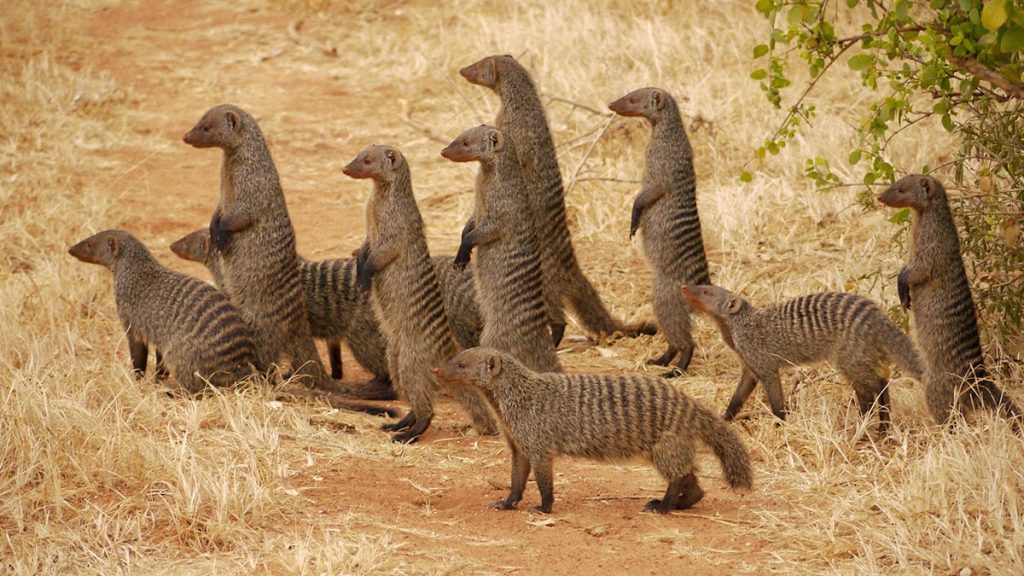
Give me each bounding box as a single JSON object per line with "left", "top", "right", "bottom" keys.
{"left": 69, "top": 54, "right": 1021, "bottom": 515}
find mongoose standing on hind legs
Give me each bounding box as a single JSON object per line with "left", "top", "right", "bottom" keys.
{"left": 183, "top": 104, "right": 327, "bottom": 387}
{"left": 70, "top": 230, "right": 256, "bottom": 393}
{"left": 441, "top": 125, "right": 562, "bottom": 374}
{"left": 609, "top": 87, "right": 712, "bottom": 377}
{"left": 460, "top": 55, "right": 657, "bottom": 345}
{"left": 433, "top": 347, "right": 753, "bottom": 514}
{"left": 878, "top": 174, "right": 1021, "bottom": 430}
{"left": 344, "top": 144, "right": 497, "bottom": 443}
{"left": 683, "top": 285, "right": 923, "bottom": 434}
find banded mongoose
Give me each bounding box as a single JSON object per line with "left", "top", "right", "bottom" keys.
{"left": 460, "top": 55, "right": 656, "bottom": 344}
{"left": 682, "top": 285, "right": 924, "bottom": 434}
{"left": 878, "top": 174, "right": 1021, "bottom": 429}
{"left": 70, "top": 230, "right": 256, "bottom": 393}
{"left": 441, "top": 125, "right": 562, "bottom": 373}
{"left": 183, "top": 104, "right": 327, "bottom": 387}
{"left": 344, "top": 144, "right": 497, "bottom": 443}
{"left": 609, "top": 87, "right": 712, "bottom": 377}
{"left": 433, "top": 347, "right": 754, "bottom": 514}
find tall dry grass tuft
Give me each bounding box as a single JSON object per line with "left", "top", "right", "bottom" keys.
{"left": 2, "top": 0, "right": 1021, "bottom": 573}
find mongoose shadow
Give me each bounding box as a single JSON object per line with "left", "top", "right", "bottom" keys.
{"left": 609, "top": 87, "right": 712, "bottom": 377}
{"left": 182, "top": 103, "right": 329, "bottom": 389}
{"left": 460, "top": 55, "right": 657, "bottom": 345}
{"left": 345, "top": 144, "right": 497, "bottom": 443}
{"left": 878, "top": 174, "right": 1021, "bottom": 432}
{"left": 683, "top": 284, "right": 923, "bottom": 435}
{"left": 441, "top": 124, "right": 562, "bottom": 374}
{"left": 434, "top": 347, "right": 754, "bottom": 514}
{"left": 70, "top": 230, "right": 257, "bottom": 394}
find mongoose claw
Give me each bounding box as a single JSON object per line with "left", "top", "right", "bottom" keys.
{"left": 897, "top": 269, "right": 912, "bottom": 310}
{"left": 209, "top": 215, "right": 230, "bottom": 251}
{"left": 527, "top": 504, "right": 552, "bottom": 514}
{"left": 356, "top": 260, "right": 373, "bottom": 292}
{"left": 489, "top": 499, "right": 518, "bottom": 511}
{"left": 629, "top": 204, "right": 643, "bottom": 239}
{"left": 643, "top": 500, "right": 672, "bottom": 514}
{"left": 390, "top": 430, "right": 423, "bottom": 444}
{"left": 453, "top": 246, "right": 472, "bottom": 271}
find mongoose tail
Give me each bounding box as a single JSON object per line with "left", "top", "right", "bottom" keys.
{"left": 435, "top": 347, "right": 753, "bottom": 514}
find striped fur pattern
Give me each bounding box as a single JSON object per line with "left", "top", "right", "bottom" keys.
{"left": 879, "top": 174, "right": 1021, "bottom": 429}
{"left": 442, "top": 125, "right": 562, "bottom": 373}
{"left": 345, "top": 144, "right": 496, "bottom": 443}
{"left": 460, "top": 55, "right": 655, "bottom": 343}
{"left": 610, "top": 87, "right": 712, "bottom": 376}
{"left": 183, "top": 104, "right": 326, "bottom": 387}
{"left": 70, "top": 230, "right": 255, "bottom": 393}
{"left": 434, "top": 347, "right": 753, "bottom": 514}
{"left": 684, "top": 285, "right": 924, "bottom": 434}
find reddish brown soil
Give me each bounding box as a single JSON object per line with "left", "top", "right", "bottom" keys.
{"left": 80, "top": 2, "right": 773, "bottom": 573}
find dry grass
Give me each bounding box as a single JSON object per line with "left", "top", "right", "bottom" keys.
{"left": 2, "top": 0, "right": 1022, "bottom": 574}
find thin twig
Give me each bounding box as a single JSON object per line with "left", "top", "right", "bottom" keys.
{"left": 545, "top": 96, "right": 612, "bottom": 117}
{"left": 566, "top": 115, "right": 616, "bottom": 196}
{"left": 576, "top": 177, "right": 641, "bottom": 185}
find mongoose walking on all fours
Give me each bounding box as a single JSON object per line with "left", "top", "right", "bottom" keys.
{"left": 683, "top": 285, "right": 923, "bottom": 434}
{"left": 344, "top": 144, "right": 497, "bottom": 443}
{"left": 70, "top": 230, "right": 256, "bottom": 393}
{"left": 433, "top": 347, "right": 753, "bottom": 514}
{"left": 878, "top": 174, "right": 1021, "bottom": 429}
{"left": 441, "top": 125, "right": 562, "bottom": 373}
{"left": 610, "top": 87, "right": 712, "bottom": 377}
{"left": 460, "top": 55, "right": 656, "bottom": 345}
{"left": 172, "top": 230, "right": 482, "bottom": 389}
{"left": 183, "top": 104, "right": 327, "bottom": 387}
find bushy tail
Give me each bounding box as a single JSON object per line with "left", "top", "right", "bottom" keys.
{"left": 565, "top": 264, "right": 657, "bottom": 338}
{"left": 275, "top": 385, "right": 398, "bottom": 417}
{"left": 322, "top": 378, "right": 397, "bottom": 401}
{"left": 693, "top": 403, "right": 754, "bottom": 490}
{"left": 877, "top": 318, "right": 924, "bottom": 380}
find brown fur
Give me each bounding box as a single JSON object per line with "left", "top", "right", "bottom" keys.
{"left": 345, "top": 144, "right": 497, "bottom": 443}
{"left": 441, "top": 125, "right": 562, "bottom": 373}
{"left": 434, "top": 347, "right": 753, "bottom": 514}
{"left": 878, "top": 174, "right": 1021, "bottom": 430}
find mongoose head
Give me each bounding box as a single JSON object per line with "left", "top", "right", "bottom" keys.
{"left": 169, "top": 229, "right": 212, "bottom": 264}
{"left": 69, "top": 229, "right": 138, "bottom": 270}
{"left": 440, "top": 125, "right": 505, "bottom": 163}
{"left": 458, "top": 55, "right": 516, "bottom": 91}
{"left": 609, "top": 87, "right": 672, "bottom": 123}
{"left": 432, "top": 347, "right": 505, "bottom": 390}
{"left": 342, "top": 145, "right": 405, "bottom": 183}
{"left": 681, "top": 284, "right": 748, "bottom": 319}
{"left": 877, "top": 174, "right": 946, "bottom": 212}
{"left": 183, "top": 104, "right": 253, "bottom": 150}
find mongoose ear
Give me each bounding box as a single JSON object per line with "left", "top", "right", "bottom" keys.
{"left": 106, "top": 236, "right": 120, "bottom": 258}
{"left": 486, "top": 353, "right": 502, "bottom": 377}
{"left": 200, "top": 234, "right": 211, "bottom": 256}
{"left": 652, "top": 90, "right": 665, "bottom": 110}
{"left": 385, "top": 148, "right": 401, "bottom": 168}
{"left": 727, "top": 297, "right": 742, "bottom": 315}
{"left": 224, "top": 110, "right": 240, "bottom": 132}
{"left": 919, "top": 175, "right": 934, "bottom": 197}
{"left": 488, "top": 129, "right": 504, "bottom": 151}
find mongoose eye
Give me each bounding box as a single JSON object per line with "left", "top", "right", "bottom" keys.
{"left": 203, "top": 125, "right": 210, "bottom": 132}
{"left": 458, "top": 362, "right": 465, "bottom": 368}
{"left": 363, "top": 158, "right": 371, "bottom": 165}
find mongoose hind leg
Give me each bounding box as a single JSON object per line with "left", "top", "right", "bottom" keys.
{"left": 839, "top": 353, "right": 891, "bottom": 435}
{"left": 449, "top": 385, "right": 499, "bottom": 435}
{"left": 724, "top": 366, "right": 759, "bottom": 420}
{"left": 527, "top": 452, "right": 555, "bottom": 513}
{"left": 381, "top": 411, "right": 416, "bottom": 432}
{"left": 154, "top": 349, "right": 169, "bottom": 380}
{"left": 646, "top": 345, "right": 679, "bottom": 367}
{"left": 672, "top": 473, "right": 705, "bottom": 510}
{"left": 644, "top": 475, "right": 689, "bottom": 514}
{"left": 647, "top": 433, "right": 697, "bottom": 513}
{"left": 492, "top": 443, "right": 530, "bottom": 511}
{"left": 327, "top": 342, "right": 343, "bottom": 380}
{"left": 128, "top": 334, "right": 148, "bottom": 379}
{"left": 652, "top": 275, "right": 696, "bottom": 375}
{"left": 661, "top": 344, "right": 694, "bottom": 379}
{"left": 390, "top": 415, "right": 431, "bottom": 444}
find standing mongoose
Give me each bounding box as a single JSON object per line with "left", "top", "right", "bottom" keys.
{"left": 183, "top": 104, "right": 326, "bottom": 387}
{"left": 878, "top": 174, "right": 1021, "bottom": 429}
{"left": 610, "top": 87, "right": 712, "bottom": 377}
{"left": 460, "top": 55, "right": 657, "bottom": 344}
{"left": 344, "top": 144, "right": 497, "bottom": 443}
{"left": 171, "top": 230, "right": 482, "bottom": 399}
{"left": 70, "top": 230, "right": 256, "bottom": 393}
{"left": 433, "top": 347, "right": 754, "bottom": 514}
{"left": 682, "top": 285, "right": 923, "bottom": 434}
{"left": 441, "top": 125, "right": 562, "bottom": 373}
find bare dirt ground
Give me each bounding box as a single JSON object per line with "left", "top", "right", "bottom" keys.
{"left": 76, "top": 1, "right": 771, "bottom": 573}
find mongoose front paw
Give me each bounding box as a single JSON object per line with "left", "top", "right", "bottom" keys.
{"left": 629, "top": 205, "right": 642, "bottom": 239}
{"left": 489, "top": 499, "right": 519, "bottom": 511}
{"left": 897, "top": 269, "right": 912, "bottom": 310}
{"left": 209, "top": 216, "right": 230, "bottom": 251}
{"left": 356, "top": 261, "right": 373, "bottom": 292}
{"left": 453, "top": 247, "right": 471, "bottom": 271}
{"left": 390, "top": 430, "right": 423, "bottom": 444}
{"left": 643, "top": 499, "right": 671, "bottom": 514}
{"left": 527, "top": 504, "right": 552, "bottom": 514}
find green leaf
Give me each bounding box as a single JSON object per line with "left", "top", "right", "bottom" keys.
{"left": 1001, "top": 26, "right": 1024, "bottom": 52}
{"left": 755, "top": 0, "right": 773, "bottom": 14}
{"left": 889, "top": 208, "right": 911, "bottom": 224}
{"left": 848, "top": 54, "right": 874, "bottom": 70}
{"left": 982, "top": 0, "right": 1008, "bottom": 31}
{"left": 753, "top": 44, "right": 769, "bottom": 58}
{"left": 942, "top": 113, "right": 956, "bottom": 132}
{"left": 751, "top": 68, "right": 767, "bottom": 80}
{"left": 740, "top": 171, "right": 754, "bottom": 183}
{"left": 933, "top": 98, "right": 951, "bottom": 114}
{"left": 846, "top": 0, "right": 859, "bottom": 7}
{"left": 848, "top": 149, "right": 862, "bottom": 165}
